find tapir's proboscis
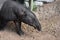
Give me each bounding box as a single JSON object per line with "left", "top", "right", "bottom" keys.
{"left": 0, "top": 1, "right": 41, "bottom": 35}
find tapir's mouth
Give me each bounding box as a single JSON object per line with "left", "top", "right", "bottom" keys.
{"left": 35, "top": 26, "right": 41, "bottom": 31}
{"left": 32, "top": 24, "right": 41, "bottom": 31}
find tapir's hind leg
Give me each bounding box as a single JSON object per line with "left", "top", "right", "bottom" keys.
{"left": 0, "top": 19, "right": 8, "bottom": 30}
{"left": 14, "top": 21, "right": 24, "bottom": 35}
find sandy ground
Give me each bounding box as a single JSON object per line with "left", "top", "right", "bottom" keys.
{"left": 0, "top": 30, "right": 56, "bottom": 40}
{"left": 0, "top": 0, "right": 60, "bottom": 40}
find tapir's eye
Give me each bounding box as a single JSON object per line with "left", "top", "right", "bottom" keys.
{"left": 24, "top": 11, "right": 27, "bottom": 16}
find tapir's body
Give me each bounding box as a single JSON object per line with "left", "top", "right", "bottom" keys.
{"left": 0, "top": 1, "right": 25, "bottom": 21}
{"left": 0, "top": 0, "right": 25, "bottom": 10}
{"left": 0, "top": 1, "right": 41, "bottom": 35}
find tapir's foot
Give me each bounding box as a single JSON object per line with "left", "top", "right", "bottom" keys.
{"left": 0, "top": 26, "right": 5, "bottom": 30}
{"left": 17, "top": 30, "right": 24, "bottom": 35}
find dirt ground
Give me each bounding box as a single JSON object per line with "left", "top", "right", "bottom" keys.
{"left": 0, "top": 0, "right": 60, "bottom": 40}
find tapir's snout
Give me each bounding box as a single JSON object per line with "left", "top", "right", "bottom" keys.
{"left": 36, "top": 25, "right": 41, "bottom": 31}
{"left": 33, "top": 23, "right": 41, "bottom": 31}
{"left": 33, "top": 18, "right": 41, "bottom": 31}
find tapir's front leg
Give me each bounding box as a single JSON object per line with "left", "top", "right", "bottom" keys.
{"left": 14, "top": 20, "right": 24, "bottom": 35}
{"left": 0, "top": 19, "right": 8, "bottom": 30}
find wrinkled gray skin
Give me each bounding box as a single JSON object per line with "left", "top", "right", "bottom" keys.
{"left": 0, "top": 1, "right": 41, "bottom": 35}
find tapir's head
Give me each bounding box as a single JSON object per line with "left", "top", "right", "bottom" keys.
{"left": 22, "top": 9, "right": 41, "bottom": 31}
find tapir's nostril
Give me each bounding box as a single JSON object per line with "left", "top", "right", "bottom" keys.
{"left": 37, "top": 27, "right": 41, "bottom": 31}
{"left": 36, "top": 25, "right": 41, "bottom": 31}
{"left": 34, "top": 25, "right": 41, "bottom": 31}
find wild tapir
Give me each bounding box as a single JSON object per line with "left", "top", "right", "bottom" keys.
{"left": 0, "top": 1, "right": 41, "bottom": 35}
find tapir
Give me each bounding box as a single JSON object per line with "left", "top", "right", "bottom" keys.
{"left": 0, "top": 1, "right": 41, "bottom": 35}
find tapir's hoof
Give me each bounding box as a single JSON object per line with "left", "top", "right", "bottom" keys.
{"left": 0, "top": 27, "right": 4, "bottom": 30}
